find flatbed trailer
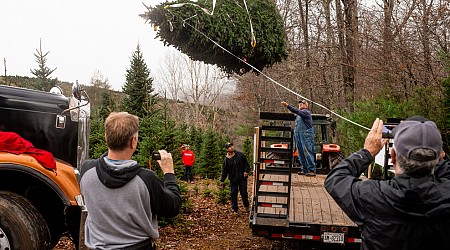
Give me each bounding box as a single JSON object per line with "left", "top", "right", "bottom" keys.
{"left": 250, "top": 112, "right": 361, "bottom": 247}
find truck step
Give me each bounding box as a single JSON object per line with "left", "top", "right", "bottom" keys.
{"left": 261, "top": 125, "right": 292, "bottom": 132}
{"left": 257, "top": 202, "right": 288, "bottom": 208}
{"left": 255, "top": 213, "right": 288, "bottom": 220}
{"left": 259, "top": 147, "right": 292, "bottom": 154}
{"left": 258, "top": 168, "right": 291, "bottom": 175}
{"left": 259, "top": 180, "right": 290, "bottom": 186}
{"left": 258, "top": 157, "right": 291, "bottom": 165}
{"left": 257, "top": 191, "right": 289, "bottom": 197}
{"left": 260, "top": 136, "right": 292, "bottom": 142}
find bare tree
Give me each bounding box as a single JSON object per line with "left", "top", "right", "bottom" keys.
{"left": 155, "top": 51, "right": 229, "bottom": 129}
{"left": 90, "top": 70, "right": 111, "bottom": 90}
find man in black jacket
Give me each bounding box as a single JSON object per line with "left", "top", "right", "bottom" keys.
{"left": 325, "top": 117, "right": 450, "bottom": 250}
{"left": 220, "top": 142, "right": 251, "bottom": 213}
{"left": 80, "top": 112, "right": 181, "bottom": 249}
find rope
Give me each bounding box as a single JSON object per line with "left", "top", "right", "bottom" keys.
{"left": 182, "top": 20, "right": 370, "bottom": 131}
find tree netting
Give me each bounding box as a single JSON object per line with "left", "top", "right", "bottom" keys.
{"left": 140, "top": 0, "right": 288, "bottom": 75}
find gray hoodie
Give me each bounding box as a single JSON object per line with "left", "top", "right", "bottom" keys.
{"left": 80, "top": 153, "right": 181, "bottom": 249}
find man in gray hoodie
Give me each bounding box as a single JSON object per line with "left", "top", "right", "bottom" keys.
{"left": 80, "top": 112, "right": 181, "bottom": 249}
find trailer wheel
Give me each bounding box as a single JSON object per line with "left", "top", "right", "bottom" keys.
{"left": 0, "top": 191, "right": 51, "bottom": 250}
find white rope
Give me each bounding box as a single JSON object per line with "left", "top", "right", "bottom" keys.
{"left": 180, "top": 19, "right": 370, "bottom": 131}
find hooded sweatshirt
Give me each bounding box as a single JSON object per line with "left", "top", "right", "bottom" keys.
{"left": 80, "top": 153, "right": 181, "bottom": 249}
{"left": 325, "top": 149, "right": 450, "bottom": 250}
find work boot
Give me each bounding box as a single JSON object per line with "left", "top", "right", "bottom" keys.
{"left": 298, "top": 171, "right": 305, "bottom": 175}
{"left": 306, "top": 172, "right": 316, "bottom": 177}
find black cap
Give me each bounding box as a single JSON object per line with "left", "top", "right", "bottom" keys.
{"left": 225, "top": 142, "right": 233, "bottom": 149}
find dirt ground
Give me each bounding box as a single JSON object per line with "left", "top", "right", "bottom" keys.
{"left": 54, "top": 177, "right": 345, "bottom": 250}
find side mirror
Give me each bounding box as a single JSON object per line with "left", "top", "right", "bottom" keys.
{"left": 72, "top": 80, "right": 82, "bottom": 101}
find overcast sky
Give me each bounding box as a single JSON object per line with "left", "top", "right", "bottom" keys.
{"left": 0, "top": 0, "right": 176, "bottom": 91}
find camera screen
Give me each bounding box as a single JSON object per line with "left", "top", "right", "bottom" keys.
{"left": 382, "top": 124, "right": 396, "bottom": 138}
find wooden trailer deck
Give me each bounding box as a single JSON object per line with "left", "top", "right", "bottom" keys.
{"left": 257, "top": 173, "right": 356, "bottom": 226}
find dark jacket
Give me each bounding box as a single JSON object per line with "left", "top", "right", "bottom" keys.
{"left": 80, "top": 153, "right": 181, "bottom": 249}
{"left": 220, "top": 150, "right": 250, "bottom": 183}
{"left": 324, "top": 149, "right": 450, "bottom": 250}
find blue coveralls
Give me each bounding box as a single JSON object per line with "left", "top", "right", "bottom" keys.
{"left": 288, "top": 105, "right": 315, "bottom": 173}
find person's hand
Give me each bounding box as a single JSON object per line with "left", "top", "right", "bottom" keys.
{"left": 364, "top": 118, "right": 388, "bottom": 158}
{"left": 157, "top": 150, "right": 174, "bottom": 174}
{"left": 244, "top": 172, "right": 248, "bottom": 178}
{"left": 281, "top": 101, "right": 288, "bottom": 107}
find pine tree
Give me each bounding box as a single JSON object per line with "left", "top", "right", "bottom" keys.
{"left": 442, "top": 52, "right": 450, "bottom": 152}
{"left": 30, "top": 39, "right": 57, "bottom": 91}
{"left": 243, "top": 136, "right": 253, "bottom": 170}
{"left": 189, "top": 127, "right": 203, "bottom": 155}
{"left": 99, "top": 90, "right": 114, "bottom": 120}
{"left": 89, "top": 118, "right": 107, "bottom": 158}
{"left": 198, "top": 130, "right": 222, "bottom": 179}
{"left": 122, "top": 44, "right": 157, "bottom": 116}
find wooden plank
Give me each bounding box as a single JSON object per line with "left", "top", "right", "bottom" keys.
{"left": 308, "top": 186, "right": 322, "bottom": 223}
{"left": 303, "top": 197, "right": 313, "bottom": 222}
{"left": 329, "top": 198, "right": 346, "bottom": 225}
{"left": 315, "top": 187, "right": 332, "bottom": 224}
{"left": 289, "top": 174, "right": 356, "bottom": 226}
{"left": 289, "top": 174, "right": 296, "bottom": 222}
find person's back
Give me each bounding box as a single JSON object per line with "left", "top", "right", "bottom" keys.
{"left": 325, "top": 117, "right": 450, "bottom": 250}
{"left": 345, "top": 168, "right": 450, "bottom": 249}
{"left": 80, "top": 112, "right": 181, "bottom": 249}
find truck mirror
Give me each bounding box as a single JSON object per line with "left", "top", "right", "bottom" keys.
{"left": 72, "top": 81, "right": 81, "bottom": 101}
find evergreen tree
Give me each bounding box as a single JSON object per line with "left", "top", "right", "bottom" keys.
{"left": 442, "top": 52, "right": 450, "bottom": 152}
{"left": 99, "top": 90, "right": 114, "bottom": 120}
{"left": 30, "top": 39, "right": 57, "bottom": 91}
{"left": 89, "top": 118, "right": 107, "bottom": 158}
{"left": 198, "top": 130, "right": 222, "bottom": 179}
{"left": 243, "top": 136, "right": 253, "bottom": 170}
{"left": 189, "top": 126, "right": 203, "bottom": 157}
{"left": 122, "top": 44, "right": 157, "bottom": 116}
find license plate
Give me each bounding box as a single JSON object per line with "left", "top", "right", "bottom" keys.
{"left": 322, "top": 232, "right": 344, "bottom": 244}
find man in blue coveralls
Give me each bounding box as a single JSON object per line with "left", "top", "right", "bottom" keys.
{"left": 281, "top": 100, "right": 316, "bottom": 176}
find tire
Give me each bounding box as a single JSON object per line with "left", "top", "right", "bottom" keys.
{"left": 0, "top": 191, "right": 51, "bottom": 250}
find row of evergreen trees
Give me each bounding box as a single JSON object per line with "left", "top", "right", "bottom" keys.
{"left": 88, "top": 45, "right": 236, "bottom": 181}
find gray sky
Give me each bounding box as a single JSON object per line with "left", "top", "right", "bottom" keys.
{"left": 1, "top": 0, "right": 175, "bottom": 91}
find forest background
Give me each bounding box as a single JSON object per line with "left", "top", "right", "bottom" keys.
{"left": 1, "top": 0, "right": 449, "bottom": 181}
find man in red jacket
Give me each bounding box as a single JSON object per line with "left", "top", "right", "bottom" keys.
{"left": 182, "top": 144, "right": 195, "bottom": 183}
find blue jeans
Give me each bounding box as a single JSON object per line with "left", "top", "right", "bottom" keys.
{"left": 230, "top": 179, "right": 249, "bottom": 211}
{"left": 184, "top": 166, "right": 193, "bottom": 182}
{"left": 295, "top": 131, "right": 315, "bottom": 173}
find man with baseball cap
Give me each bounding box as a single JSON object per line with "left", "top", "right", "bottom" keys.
{"left": 220, "top": 142, "right": 251, "bottom": 213}
{"left": 325, "top": 117, "right": 450, "bottom": 249}
{"left": 281, "top": 100, "right": 315, "bottom": 176}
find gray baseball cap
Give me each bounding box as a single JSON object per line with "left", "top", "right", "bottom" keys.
{"left": 393, "top": 118, "right": 442, "bottom": 161}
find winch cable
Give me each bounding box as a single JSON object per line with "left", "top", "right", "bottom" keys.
{"left": 171, "top": 14, "right": 371, "bottom": 131}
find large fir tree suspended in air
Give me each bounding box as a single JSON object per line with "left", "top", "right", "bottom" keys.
{"left": 122, "top": 44, "right": 157, "bottom": 116}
